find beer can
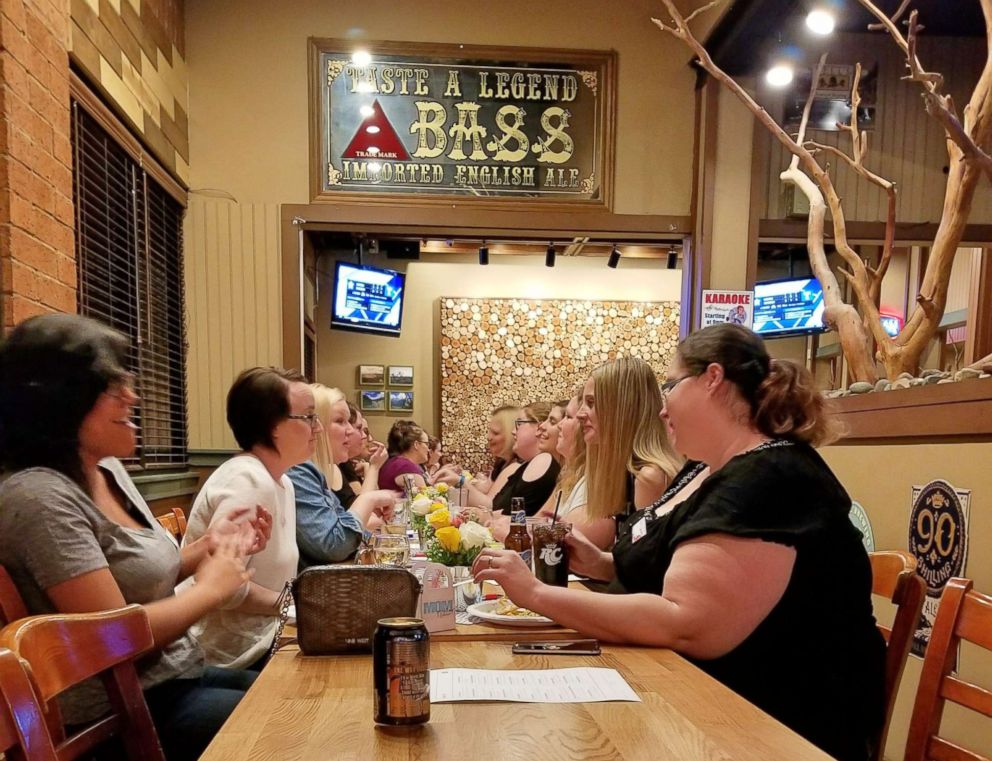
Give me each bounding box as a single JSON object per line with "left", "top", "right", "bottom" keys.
{"left": 373, "top": 617, "right": 430, "bottom": 725}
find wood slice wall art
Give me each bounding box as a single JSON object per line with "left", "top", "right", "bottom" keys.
{"left": 439, "top": 297, "right": 680, "bottom": 473}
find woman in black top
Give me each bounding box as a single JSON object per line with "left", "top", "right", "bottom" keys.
{"left": 473, "top": 324, "right": 885, "bottom": 761}
{"left": 490, "top": 402, "right": 560, "bottom": 516}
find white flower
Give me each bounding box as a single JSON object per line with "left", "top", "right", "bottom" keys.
{"left": 459, "top": 521, "right": 492, "bottom": 550}
{"left": 410, "top": 496, "right": 432, "bottom": 516}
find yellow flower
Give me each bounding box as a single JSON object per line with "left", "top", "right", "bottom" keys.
{"left": 436, "top": 483, "right": 449, "bottom": 493}
{"left": 428, "top": 501, "right": 447, "bottom": 513}
{"left": 428, "top": 509, "right": 451, "bottom": 529}
{"left": 435, "top": 526, "right": 462, "bottom": 553}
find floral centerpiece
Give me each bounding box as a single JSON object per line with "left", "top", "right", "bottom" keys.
{"left": 423, "top": 509, "right": 493, "bottom": 567}
{"left": 409, "top": 484, "right": 449, "bottom": 541}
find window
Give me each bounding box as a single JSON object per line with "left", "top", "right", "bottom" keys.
{"left": 71, "top": 100, "right": 188, "bottom": 468}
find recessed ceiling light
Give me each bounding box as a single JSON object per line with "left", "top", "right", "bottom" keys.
{"left": 351, "top": 50, "right": 372, "bottom": 66}
{"left": 359, "top": 105, "right": 374, "bottom": 118}
{"left": 806, "top": 9, "right": 835, "bottom": 35}
{"left": 366, "top": 125, "right": 380, "bottom": 134}
{"left": 766, "top": 64, "right": 794, "bottom": 87}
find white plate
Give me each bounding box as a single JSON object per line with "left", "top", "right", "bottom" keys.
{"left": 466, "top": 601, "right": 554, "bottom": 627}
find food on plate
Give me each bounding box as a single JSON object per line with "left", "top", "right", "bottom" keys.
{"left": 493, "top": 596, "right": 543, "bottom": 618}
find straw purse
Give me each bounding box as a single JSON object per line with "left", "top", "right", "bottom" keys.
{"left": 273, "top": 565, "right": 422, "bottom": 655}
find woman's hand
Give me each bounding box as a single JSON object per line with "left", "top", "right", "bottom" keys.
{"left": 368, "top": 442, "right": 388, "bottom": 468}
{"left": 564, "top": 526, "right": 614, "bottom": 581}
{"left": 430, "top": 465, "right": 462, "bottom": 486}
{"left": 351, "top": 490, "right": 398, "bottom": 526}
{"left": 488, "top": 512, "right": 511, "bottom": 542}
{"left": 472, "top": 549, "right": 541, "bottom": 609}
{"left": 193, "top": 535, "right": 254, "bottom": 606}
{"left": 207, "top": 505, "right": 272, "bottom": 555}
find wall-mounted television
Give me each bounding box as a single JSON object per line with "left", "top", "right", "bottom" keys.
{"left": 331, "top": 261, "right": 406, "bottom": 337}
{"left": 753, "top": 277, "right": 826, "bottom": 337}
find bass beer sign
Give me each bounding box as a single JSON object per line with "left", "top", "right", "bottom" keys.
{"left": 908, "top": 479, "right": 970, "bottom": 657}
{"left": 309, "top": 39, "right": 615, "bottom": 204}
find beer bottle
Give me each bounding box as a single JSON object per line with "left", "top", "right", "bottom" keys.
{"left": 504, "top": 498, "right": 532, "bottom": 569}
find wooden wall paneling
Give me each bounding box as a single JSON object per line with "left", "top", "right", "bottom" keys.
{"left": 965, "top": 248, "right": 992, "bottom": 365}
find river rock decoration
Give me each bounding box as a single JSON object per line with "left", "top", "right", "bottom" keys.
{"left": 439, "top": 297, "right": 680, "bottom": 473}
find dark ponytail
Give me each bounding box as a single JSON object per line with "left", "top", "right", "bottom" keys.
{"left": 678, "top": 323, "right": 842, "bottom": 446}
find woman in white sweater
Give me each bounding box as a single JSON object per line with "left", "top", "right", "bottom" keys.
{"left": 185, "top": 367, "right": 320, "bottom": 669}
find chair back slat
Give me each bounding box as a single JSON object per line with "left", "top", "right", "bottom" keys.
{"left": 905, "top": 577, "right": 992, "bottom": 761}
{"left": 0, "top": 606, "right": 165, "bottom": 761}
{"left": 869, "top": 550, "right": 926, "bottom": 760}
{"left": 0, "top": 566, "right": 28, "bottom": 627}
{"left": 155, "top": 508, "right": 188, "bottom": 544}
{"left": 0, "top": 648, "right": 58, "bottom": 760}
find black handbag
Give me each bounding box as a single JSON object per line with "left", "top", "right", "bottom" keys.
{"left": 274, "top": 565, "right": 422, "bottom": 655}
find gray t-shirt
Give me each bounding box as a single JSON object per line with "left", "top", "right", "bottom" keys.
{"left": 0, "top": 459, "right": 203, "bottom": 723}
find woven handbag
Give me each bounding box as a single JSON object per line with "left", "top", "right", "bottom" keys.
{"left": 279, "top": 565, "right": 422, "bottom": 655}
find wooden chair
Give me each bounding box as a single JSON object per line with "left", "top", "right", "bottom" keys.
{"left": 155, "top": 507, "right": 188, "bottom": 543}
{"left": 0, "top": 647, "right": 58, "bottom": 760}
{"left": 869, "top": 550, "right": 927, "bottom": 760}
{"left": 0, "top": 565, "right": 27, "bottom": 627}
{"left": 904, "top": 577, "right": 992, "bottom": 761}
{"left": 0, "top": 605, "right": 165, "bottom": 760}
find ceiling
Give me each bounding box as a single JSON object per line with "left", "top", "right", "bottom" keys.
{"left": 706, "top": 0, "right": 987, "bottom": 76}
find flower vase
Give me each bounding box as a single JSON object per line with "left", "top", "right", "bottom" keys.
{"left": 449, "top": 565, "right": 480, "bottom": 612}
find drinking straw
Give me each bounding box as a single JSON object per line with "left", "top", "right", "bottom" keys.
{"left": 551, "top": 490, "right": 563, "bottom": 523}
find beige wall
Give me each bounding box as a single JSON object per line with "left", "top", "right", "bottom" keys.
{"left": 822, "top": 443, "right": 992, "bottom": 760}
{"left": 185, "top": 0, "right": 702, "bottom": 214}
{"left": 313, "top": 253, "right": 683, "bottom": 443}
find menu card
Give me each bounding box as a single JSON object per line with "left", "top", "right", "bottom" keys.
{"left": 430, "top": 667, "right": 641, "bottom": 703}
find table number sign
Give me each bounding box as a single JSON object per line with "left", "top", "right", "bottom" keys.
{"left": 908, "top": 479, "right": 970, "bottom": 658}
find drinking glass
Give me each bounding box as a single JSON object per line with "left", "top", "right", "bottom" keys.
{"left": 383, "top": 500, "right": 408, "bottom": 535}
{"left": 372, "top": 533, "right": 411, "bottom": 567}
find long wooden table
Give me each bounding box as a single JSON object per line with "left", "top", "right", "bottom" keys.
{"left": 202, "top": 642, "right": 833, "bottom": 760}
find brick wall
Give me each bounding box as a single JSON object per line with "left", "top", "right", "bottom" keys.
{"left": 0, "top": 0, "right": 75, "bottom": 331}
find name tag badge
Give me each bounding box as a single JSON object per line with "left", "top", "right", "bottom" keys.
{"left": 631, "top": 516, "right": 648, "bottom": 543}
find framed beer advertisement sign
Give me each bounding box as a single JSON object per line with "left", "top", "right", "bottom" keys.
{"left": 309, "top": 39, "right": 616, "bottom": 208}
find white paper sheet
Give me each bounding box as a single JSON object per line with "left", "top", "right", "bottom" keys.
{"left": 430, "top": 667, "right": 641, "bottom": 703}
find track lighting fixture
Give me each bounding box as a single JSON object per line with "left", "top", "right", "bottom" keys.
{"left": 479, "top": 241, "right": 489, "bottom": 266}
{"left": 667, "top": 248, "right": 678, "bottom": 270}
{"left": 545, "top": 242, "right": 556, "bottom": 268}
{"left": 608, "top": 244, "right": 621, "bottom": 269}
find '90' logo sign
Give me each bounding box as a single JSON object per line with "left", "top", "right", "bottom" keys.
{"left": 909, "top": 480, "right": 969, "bottom": 594}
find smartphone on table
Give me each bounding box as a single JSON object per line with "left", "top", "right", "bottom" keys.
{"left": 511, "top": 639, "right": 601, "bottom": 656}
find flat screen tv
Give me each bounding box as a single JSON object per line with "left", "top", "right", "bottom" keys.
{"left": 331, "top": 261, "right": 406, "bottom": 337}
{"left": 752, "top": 277, "right": 826, "bottom": 337}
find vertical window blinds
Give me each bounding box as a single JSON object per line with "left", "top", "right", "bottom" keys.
{"left": 71, "top": 100, "right": 188, "bottom": 468}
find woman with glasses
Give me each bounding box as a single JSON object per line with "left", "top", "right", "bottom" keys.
{"left": 289, "top": 385, "right": 395, "bottom": 570}
{"left": 577, "top": 356, "right": 682, "bottom": 537}
{"left": 184, "top": 366, "right": 319, "bottom": 671}
{"left": 481, "top": 402, "right": 560, "bottom": 516}
{"left": 378, "top": 420, "right": 430, "bottom": 491}
{"left": 0, "top": 314, "right": 270, "bottom": 760}
{"left": 473, "top": 324, "right": 885, "bottom": 761}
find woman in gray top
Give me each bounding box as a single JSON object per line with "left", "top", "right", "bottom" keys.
{"left": 0, "top": 314, "right": 270, "bottom": 761}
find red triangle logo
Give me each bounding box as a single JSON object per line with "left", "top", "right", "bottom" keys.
{"left": 342, "top": 100, "right": 411, "bottom": 161}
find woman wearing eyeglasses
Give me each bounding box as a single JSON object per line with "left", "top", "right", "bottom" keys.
{"left": 474, "top": 325, "right": 885, "bottom": 761}
{"left": 184, "top": 367, "right": 320, "bottom": 671}
{"left": 484, "top": 402, "right": 561, "bottom": 516}
{"left": 378, "top": 420, "right": 430, "bottom": 491}
{"left": 0, "top": 315, "right": 271, "bottom": 760}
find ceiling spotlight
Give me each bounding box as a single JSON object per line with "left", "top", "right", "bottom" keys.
{"left": 806, "top": 9, "right": 835, "bottom": 35}
{"left": 545, "top": 242, "right": 556, "bottom": 268}
{"left": 765, "top": 63, "right": 794, "bottom": 88}
{"left": 479, "top": 241, "right": 489, "bottom": 266}
{"left": 351, "top": 50, "right": 372, "bottom": 66}
{"left": 608, "top": 244, "right": 621, "bottom": 269}
{"left": 359, "top": 104, "right": 374, "bottom": 118}
{"left": 667, "top": 248, "right": 679, "bottom": 270}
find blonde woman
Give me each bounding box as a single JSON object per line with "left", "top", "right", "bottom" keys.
{"left": 578, "top": 356, "right": 682, "bottom": 533}
{"left": 288, "top": 384, "right": 394, "bottom": 570}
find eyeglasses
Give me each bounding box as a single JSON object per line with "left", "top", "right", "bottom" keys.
{"left": 287, "top": 413, "right": 321, "bottom": 428}
{"left": 514, "top": 418, "right": 539, "bottom": 429}
{"left": 660, "top": 375, "right": 692, "bottom": 401}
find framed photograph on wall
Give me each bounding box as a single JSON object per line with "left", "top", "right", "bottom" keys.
{"left": 358, "top": 364, "right": 385, "bottom": 386}
{"left": 387, "top": 391, "right": 414, "bottom": 413}
{"left": 388, "top": 365, "right": 414, "bottom": 386}
{"left": 359, "top": 390, "right": 386, "bottom": 412}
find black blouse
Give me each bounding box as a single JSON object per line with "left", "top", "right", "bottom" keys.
{"left": 492, "top": 456, "right": 561, "bottom": 516}
{"left": 612, "top": 441, "right": 885, "bottom": 761}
